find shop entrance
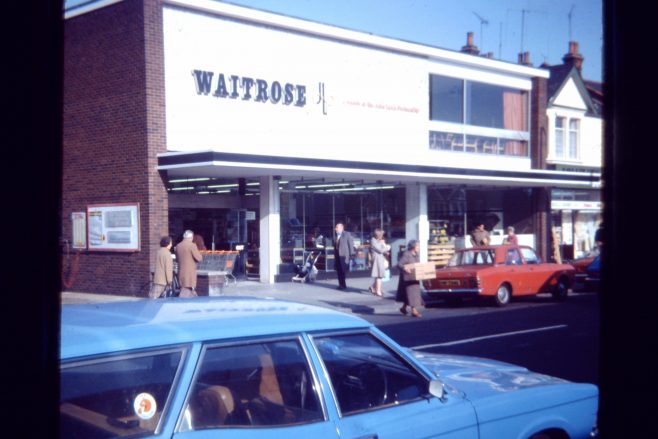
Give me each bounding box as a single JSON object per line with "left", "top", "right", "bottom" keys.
{"left": 169, "top": 207, "right": 260, "bottom": 278}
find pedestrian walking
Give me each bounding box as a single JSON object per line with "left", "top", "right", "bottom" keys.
{"left": 368, "top": 228, "right": 390, "bottom": 297}
{"left": 175, "top": 230, "right": 203, "bottom": 297}
{"left": 333, "top": 222, "right": 355, "bottom": 290}
{"left": 149, "top": 236, "right": 174, "bottom": 298}
{"left": 470, "top": 222, "right": 490, "bottom": 247}
{"left": 397, "top": 240, "right": 423, "bottom": 317}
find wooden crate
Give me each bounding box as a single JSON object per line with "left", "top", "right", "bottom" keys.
{"left": 403, "top": 262, "right": 437, "bottom": 280}
{"left": 427, "top": 243, "right": 455, "bottom": 267}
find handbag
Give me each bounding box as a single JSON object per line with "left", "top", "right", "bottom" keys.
{"left": 159, "top": 284, "right": 175, "bottom": 298}
{"left": 382, "top": 268, "right": 391, "bottom": 282}
{"left": 160, "top": 275, "right": 181, "bottom": 298}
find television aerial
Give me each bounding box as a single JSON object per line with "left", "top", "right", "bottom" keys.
{"left": 472, "top": 11, "right": 489, "bottom": 51}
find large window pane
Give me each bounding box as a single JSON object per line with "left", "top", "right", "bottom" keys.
{"left": 555, "top": 117, "right": 565, "bottom": 157}
{"left": 313, "top": 333, "right": 428, "bottom": 416}
{"left": 568, "top": 119, "right": 579, "bottom": 159}
{"left": 184, "top": 339, "right": 323, "bottom": 430}
{"left": 430, "top": 75, "right": 463, "bottom": 123}
{"left": 280, "top": 187, "right": 404, "bottom": 273}
{"left": 466, "top": 82, "right": 528, "bottom": 130}
{"left": 60, "top": 350, "right": 184, "bottom": 438}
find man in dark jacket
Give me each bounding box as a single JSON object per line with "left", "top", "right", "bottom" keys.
{"left": 333, "top": 222, "right": 355, "bottom": 290}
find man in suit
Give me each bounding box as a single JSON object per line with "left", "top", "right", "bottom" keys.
{"left": 175, "top": 230, "right": 203, "bottom": 297}
{"left": 333, "top": 222, "right": 355, "bottom": 290}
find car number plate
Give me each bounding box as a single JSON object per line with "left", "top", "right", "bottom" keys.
{"left": 439, "top": 279, "right": 460, "bottom": 287}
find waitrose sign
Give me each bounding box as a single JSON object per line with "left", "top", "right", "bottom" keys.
{"left": 191, "top": 70, "right": 307, "bottom": 107}
{"left": 163, "top": 6, "right": 426, "bottom": 160}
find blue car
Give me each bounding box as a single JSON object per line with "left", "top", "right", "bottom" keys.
{"left": 60, "top": 297, "right": 598, "bottom": 438}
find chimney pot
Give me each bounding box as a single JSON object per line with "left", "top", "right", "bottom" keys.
{"left": 563, "top": 41, "right": 584, "bottom": 73}
{"left": 460, "top": 32, "right": 480, "bottom": 55}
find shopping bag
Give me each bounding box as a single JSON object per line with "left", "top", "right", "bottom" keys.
{"left": 382, "top": 268, "right": 391, "bottom": 282}
{"left": 159, "top": 284, "right": 174, "bottom": 298}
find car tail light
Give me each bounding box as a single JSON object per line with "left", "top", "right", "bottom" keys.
{"left": 468, "top": 277, "right": 480, "bottom": 288}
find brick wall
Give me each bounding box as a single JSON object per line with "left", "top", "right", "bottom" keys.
{"left": 529, "top": 76, "right": 550, "bottom": 261}
{"left": 62, "top": 0, "right": 168, "bottom": 296}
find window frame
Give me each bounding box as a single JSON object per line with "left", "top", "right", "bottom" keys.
{"left": 519, "top": 247, "right": 540, "bottom": 264}
{"left": 552, "top": 114, "right": 581, "bottom": 161}
{"left": 176, "top": 334, "right": 328, "bottom": 432}
{"left": 307, "top": 329, "right": 433, "bottom": 418}
{"left": 505, "top": 248, "right": 523, "bottom": 265}
{"left": 60, "top": 345, "right": 190, "bottom": 437}
{"left": 568, "top": 118, "right": 580, "bottom": 159}
{"left": 555, "top": 116, "right": 566, "bottom": 157}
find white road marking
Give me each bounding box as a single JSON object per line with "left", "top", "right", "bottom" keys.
{"left": 411, "top": 324, "right": 568, "bottom": 350}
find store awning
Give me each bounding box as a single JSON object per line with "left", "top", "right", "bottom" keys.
{"left": 158, "top": 151, "right": 601, "bottom": 189}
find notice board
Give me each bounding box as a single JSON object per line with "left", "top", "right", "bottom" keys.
{"left": 87, "top": 203, "right": 140, "bottom": 252}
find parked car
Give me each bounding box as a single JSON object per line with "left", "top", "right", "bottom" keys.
{"left": 422, "top": 245, "right": 576, "bottom": 306}
{"left": 60, "top": 297, "right": 598, "bottom": 438}
{"left": 571, "top": 251, "right": 601, "bottom": 292}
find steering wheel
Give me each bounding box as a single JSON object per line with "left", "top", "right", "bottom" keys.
{"left": 341, "top": 363, "right": 388, "bottom": 409}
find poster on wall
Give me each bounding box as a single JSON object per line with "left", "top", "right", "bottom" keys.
{"left": 87, "top": 203, "right": 140, "bottom": 252}
{"left": 71, "top": 212, "right": 87, "bottom": 249}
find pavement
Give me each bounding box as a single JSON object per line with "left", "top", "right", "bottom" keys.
{"left": 61, "top": 275, "right": 406, "bottom": 317}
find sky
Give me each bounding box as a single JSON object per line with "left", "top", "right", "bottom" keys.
{"left": 64, "top": 0, "right": 603, "bottom": 81}
{"left": 222, "top": 0, "right": 603, "bottom": 82}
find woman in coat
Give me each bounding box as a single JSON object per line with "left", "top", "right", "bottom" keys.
{"left": 368, "top": 228, "right": 390, "bottom": 297}
{"left": 397, "top": 240, "right": 423, "bottom": 317}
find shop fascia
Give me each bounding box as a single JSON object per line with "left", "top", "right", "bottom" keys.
{"left": 192, "top": 69, "right": 307, "bottom": 107}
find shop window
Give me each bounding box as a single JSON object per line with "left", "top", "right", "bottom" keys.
{"left": 429, "top": 131, "right": 526, "bottom": 157}
{"left": 279, "top": 186, "right": 405, "bottom": 273}
{"left": 465, "top": 82, "right": 527, "bottom": 130}
{"left": 429, "top": 75, "right": 463, "bottom": 123}
{"left": 430, "top": 75, "right": 528, "bottom": 131}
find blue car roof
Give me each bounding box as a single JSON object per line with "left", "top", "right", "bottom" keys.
{"left": 61, "top": 296, "right": 370, "bottom": 360}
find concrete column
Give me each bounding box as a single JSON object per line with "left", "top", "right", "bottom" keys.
{"left": 259, "top": 176, "right": 280, "bottom": 283}
{"left": 405, "top": 183, "right": 429, "bottom": 262}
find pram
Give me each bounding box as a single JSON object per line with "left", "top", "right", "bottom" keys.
{"left": 292, "top": 251, "right": 319, "bottom": 283}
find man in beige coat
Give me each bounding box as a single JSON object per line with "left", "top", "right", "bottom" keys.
{"left": 175, "top": 230, "right": 203, "bottom": 297}
{"left": 149, "top": 236, "right": 174, "bottom": 298}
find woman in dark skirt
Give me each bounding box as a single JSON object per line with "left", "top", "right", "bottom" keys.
{"left": 397, "top": 240, "right": 423, "bottom": 317}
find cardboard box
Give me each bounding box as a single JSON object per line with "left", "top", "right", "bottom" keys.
{"left": 404, "top": 262, "right": 437, "bottom": 280}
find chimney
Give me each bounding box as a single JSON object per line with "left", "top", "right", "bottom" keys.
{"left": 517, "top": 51, "right": 532, "bottom": 66}
{"left": 461, "top": 32, "right": 480, "bottom": 55}
{"left": 562, "top": 41, "right": 584, "bottom": 72}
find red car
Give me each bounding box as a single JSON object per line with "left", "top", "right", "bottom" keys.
{"left": 422, "top": 245, "right": 576, "bottom": 306}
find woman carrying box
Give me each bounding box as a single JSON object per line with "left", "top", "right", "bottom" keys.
{"left": 397, "top": 239, "right": 423, "bottom": 317}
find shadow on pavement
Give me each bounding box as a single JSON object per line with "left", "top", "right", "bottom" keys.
{"left": 319, "top": 300, "right": 376, "bottom": 315}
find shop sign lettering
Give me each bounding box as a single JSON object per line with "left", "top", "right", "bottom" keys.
{"left": 192, "top": 69, "right": 306, "bottom": 107}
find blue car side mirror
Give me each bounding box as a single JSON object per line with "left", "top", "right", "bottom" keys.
{"left": 429, "top": 379, "right": 445, "bottom": 400}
